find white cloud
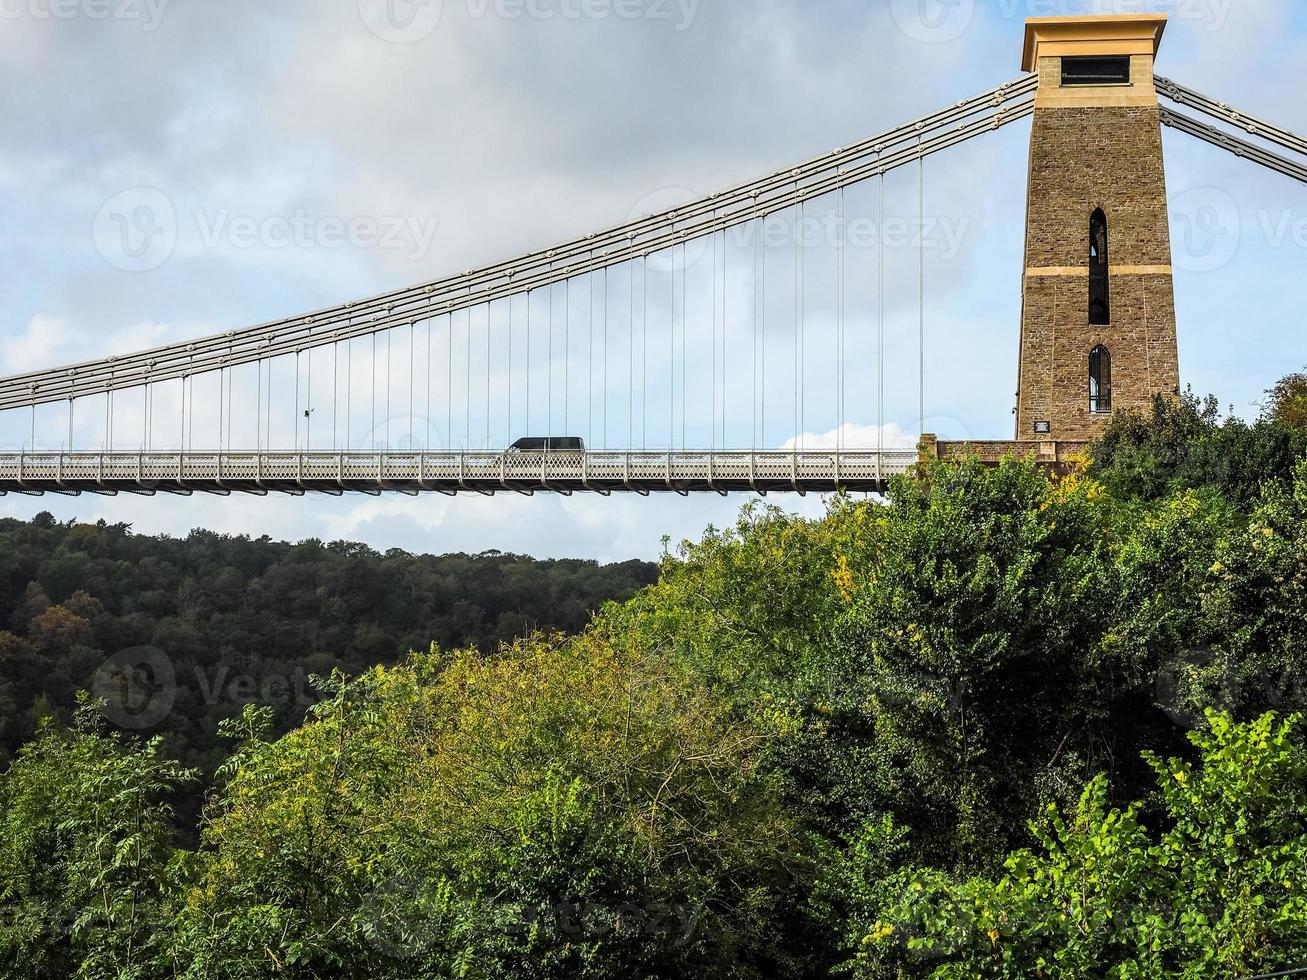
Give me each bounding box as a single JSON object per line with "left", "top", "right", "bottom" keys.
{"left": 781, "top": 422, "right": 919, "bottom": 452}
{"left": 0, "top": 315, "right": 182, "bottom": 377}
{"left": 1, "top": 315, "right": 72, "bottom": 374}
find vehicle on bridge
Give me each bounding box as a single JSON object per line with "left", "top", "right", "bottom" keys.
{"left": 507, "top": 437, "right": 586, "bottom": 453}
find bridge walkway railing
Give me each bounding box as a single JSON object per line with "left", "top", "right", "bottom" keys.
{"left": 0, "top": 449, "right": 920, "bottom": 496}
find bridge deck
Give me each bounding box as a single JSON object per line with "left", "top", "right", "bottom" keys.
{"left": 0, "top": 450, "right": 919, "bottom": 496}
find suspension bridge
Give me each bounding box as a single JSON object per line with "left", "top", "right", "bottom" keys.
{"left": 1, "top": 14, "right": 1303, "bottom": 497}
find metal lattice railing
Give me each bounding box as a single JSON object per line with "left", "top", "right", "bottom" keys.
{"left": 0, "top": 449, "right": 921, "bottom": 497}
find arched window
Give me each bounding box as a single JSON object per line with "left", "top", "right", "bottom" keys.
{"left": 1090, "top": 345, "right": 1112, "bottom": 414}
{"left": 1089, "top": 209, "right": 1110, "bottom": 325}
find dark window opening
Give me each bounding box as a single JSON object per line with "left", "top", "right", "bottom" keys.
{"left": 1090, "top": 346, "right": 1113, "bottom": 414}
{"left": 1062, "top": 56, "right": 1131, "bottom": 86}
{"left": 1089, "top": 208, "right": 1110, "bottom": 325}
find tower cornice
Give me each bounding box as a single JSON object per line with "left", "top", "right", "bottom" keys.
{"left": 1022, "top": 14, "right": 1168, "bottom": 72}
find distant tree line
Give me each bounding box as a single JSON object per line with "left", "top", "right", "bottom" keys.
{"left": 0, "top": 521, "right": 656, "bottom": 780}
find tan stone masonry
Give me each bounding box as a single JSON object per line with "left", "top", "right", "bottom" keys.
{"left": 1013, "top": 14, "right": 1180, "bottom": 443}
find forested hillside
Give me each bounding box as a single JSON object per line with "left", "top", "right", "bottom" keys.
{"left": 4, "top": 384, "right": 1307, "bottom": 978}
{"left": 0, "top": 522, "right": 656, "bottom": 772}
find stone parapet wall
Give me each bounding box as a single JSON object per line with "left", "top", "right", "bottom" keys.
{"left": 919, "top": 435, "right": 1090, "bottom": 471}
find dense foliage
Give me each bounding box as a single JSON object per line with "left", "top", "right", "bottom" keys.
{"left": 0, "top": 518, "right": 656, "bottom": 773}
{"left": 1090, "top": 388, "right": 1307, "bottom": 507}
{"left": 864, "top": 711, "right": 1307, "bottom": 978}
{"left": 4, "top": 386, "right": 1307, "bottom": 978}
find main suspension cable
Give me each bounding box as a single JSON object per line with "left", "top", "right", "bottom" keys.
{"left": 1161, "top": 106, "right": 1307, "bottom": 185}
{"left": 1156, "top": 75, "right": 1307, "bottom": 160}
{"left": 5, "top": 77, "right": 1038, "bottom": 409}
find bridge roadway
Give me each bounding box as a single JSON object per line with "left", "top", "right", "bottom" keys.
{"left": 0, "top": 449, "right": 920, "bottom": 496}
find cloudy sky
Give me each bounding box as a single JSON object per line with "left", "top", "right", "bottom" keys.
{"left": 2, "top": 0, "right": 1306, "bottom": 561}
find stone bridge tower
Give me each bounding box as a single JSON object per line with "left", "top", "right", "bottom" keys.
{"left": 1015, "top": 15, "right": 1180, "bottom": 442}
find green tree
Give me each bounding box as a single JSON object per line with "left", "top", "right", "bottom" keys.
{"left": 174, "top": 635, "right": 800, "bottom": 979}
{"left": 0, "top": 695, "right": 194, "bottom": 980}
{"left": 864, "top": 712, "right": 1307, "bottom": 979}
{"left": 1199, "top": 459, "right": 1307, "bottom": 719}
{"left": 617, "top": 460, "right": 1182, "bottom": 864}
{"left": 1263, "top": 369, "right": 1307, "bottom": 433}
{"left": 1090, "top": 389, "right": 1307, "bottom": 509}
